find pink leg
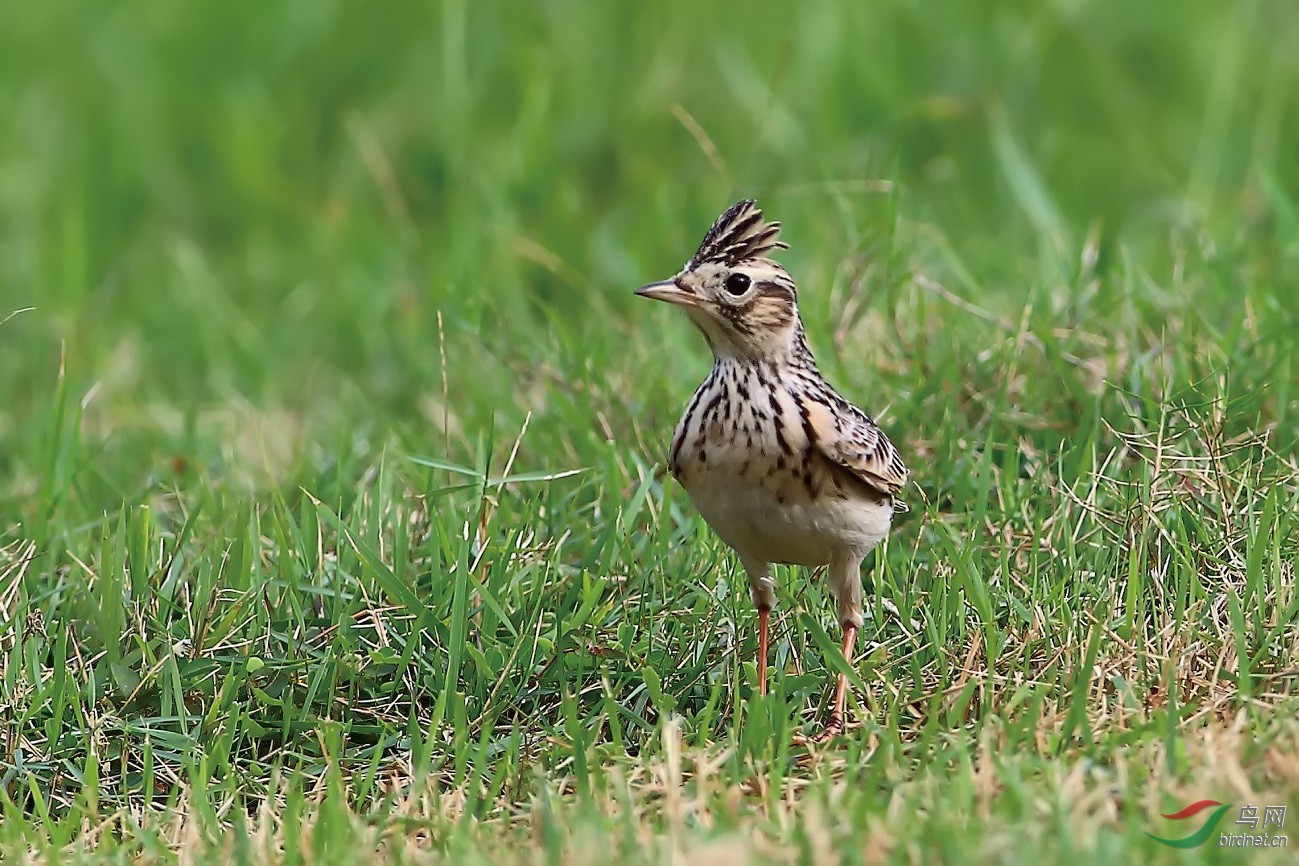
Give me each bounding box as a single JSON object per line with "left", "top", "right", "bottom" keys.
{"left": 813, "top": 622, "right": 858, "bottom": 743}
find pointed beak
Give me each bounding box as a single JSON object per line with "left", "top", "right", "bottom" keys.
{"left": 635, "top": 279, "right": 700, "bottom": 307}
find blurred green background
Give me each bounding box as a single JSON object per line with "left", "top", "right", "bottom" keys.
{"left": 2, "top": 2, "right": 1295, "bottom": 485}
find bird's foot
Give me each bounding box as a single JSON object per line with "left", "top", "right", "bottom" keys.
{"left": 812, "top": 712, "right": 845, "bottom": 744}
{"left": 792, "top": 713, "right": 845, "bottom": 747}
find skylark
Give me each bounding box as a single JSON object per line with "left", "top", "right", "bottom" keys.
{"left": 637, "top": 200, "right": 908, "bottom": 741}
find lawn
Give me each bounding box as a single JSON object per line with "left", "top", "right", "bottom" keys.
{"left": 1, "top": 1, "right": 1298, "bottom": 863}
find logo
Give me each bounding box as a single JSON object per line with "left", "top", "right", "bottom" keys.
{"left": 1147, "top": 800, "right": 1289, "bottom": 849}
{"left": 1146, "top": 800, "right": 1233, "bottom": 849}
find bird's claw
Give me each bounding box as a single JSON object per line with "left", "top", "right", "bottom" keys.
{"left": 813, "top": 714, "right": 845, "bottom": 744}
{"left": 793, "top": 714, "right": 845, "bottom": 747}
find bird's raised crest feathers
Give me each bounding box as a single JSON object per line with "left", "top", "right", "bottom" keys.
{"left": 690, "top": 199, "right": 788, "bottom": 268}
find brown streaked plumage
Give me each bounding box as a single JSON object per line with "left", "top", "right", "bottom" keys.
{"left": 636, "top": 199, "right": 908, "bottom": 742}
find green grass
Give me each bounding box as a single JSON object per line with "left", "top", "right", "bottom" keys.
{"left": 2, "top": 0, "right": 1299, "bottom": 863}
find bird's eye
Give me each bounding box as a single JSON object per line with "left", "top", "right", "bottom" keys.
{"left": 724, "top": 273, "right": 751, "bottom": 295}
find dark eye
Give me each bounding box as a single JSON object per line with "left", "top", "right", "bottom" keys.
{"left": 724, "top": 273, "right": 751, "bottom": 295}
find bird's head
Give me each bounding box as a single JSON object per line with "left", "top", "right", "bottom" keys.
{"left": 637, "top": 200, "right": 804, "bottom": 362}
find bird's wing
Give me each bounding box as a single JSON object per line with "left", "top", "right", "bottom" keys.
{"left": 803, "top": 395, "right": 909, "bottom": 498}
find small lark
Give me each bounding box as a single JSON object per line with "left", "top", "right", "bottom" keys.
{"left": 637, "top": 200, "right": 908, "bottom": 741}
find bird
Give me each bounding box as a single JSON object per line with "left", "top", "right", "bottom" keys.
{"left": 635, "top": 199, "right": 909, "bottom": 742}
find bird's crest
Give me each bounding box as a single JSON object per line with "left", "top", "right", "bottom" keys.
{"left": 689, "top": 199, "right": 788, "bottom": 268}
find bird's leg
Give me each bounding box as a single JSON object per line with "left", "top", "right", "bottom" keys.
{"left": 741, "top": 557, "right": 776, "bottom": 698}
{"left": 816, "top": 621, "right": 858, "bottom": 741}
{"left": 807, "top": 554, "right": 866, "bottom": 743}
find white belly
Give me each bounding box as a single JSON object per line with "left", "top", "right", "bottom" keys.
{"left": 682, "top": 466, "right": 893, "bottom": 567}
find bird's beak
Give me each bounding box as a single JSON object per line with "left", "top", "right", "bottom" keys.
{"left": 635, "top": 279, "right": 699, "bottom": 308}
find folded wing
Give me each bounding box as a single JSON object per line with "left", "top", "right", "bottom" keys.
{"left": 802, "top": 394, "right": 909, "bottom": 499}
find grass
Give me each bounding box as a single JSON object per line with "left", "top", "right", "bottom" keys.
{"left": 1, "top": 0, "right": 1298, "bottom": 862}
